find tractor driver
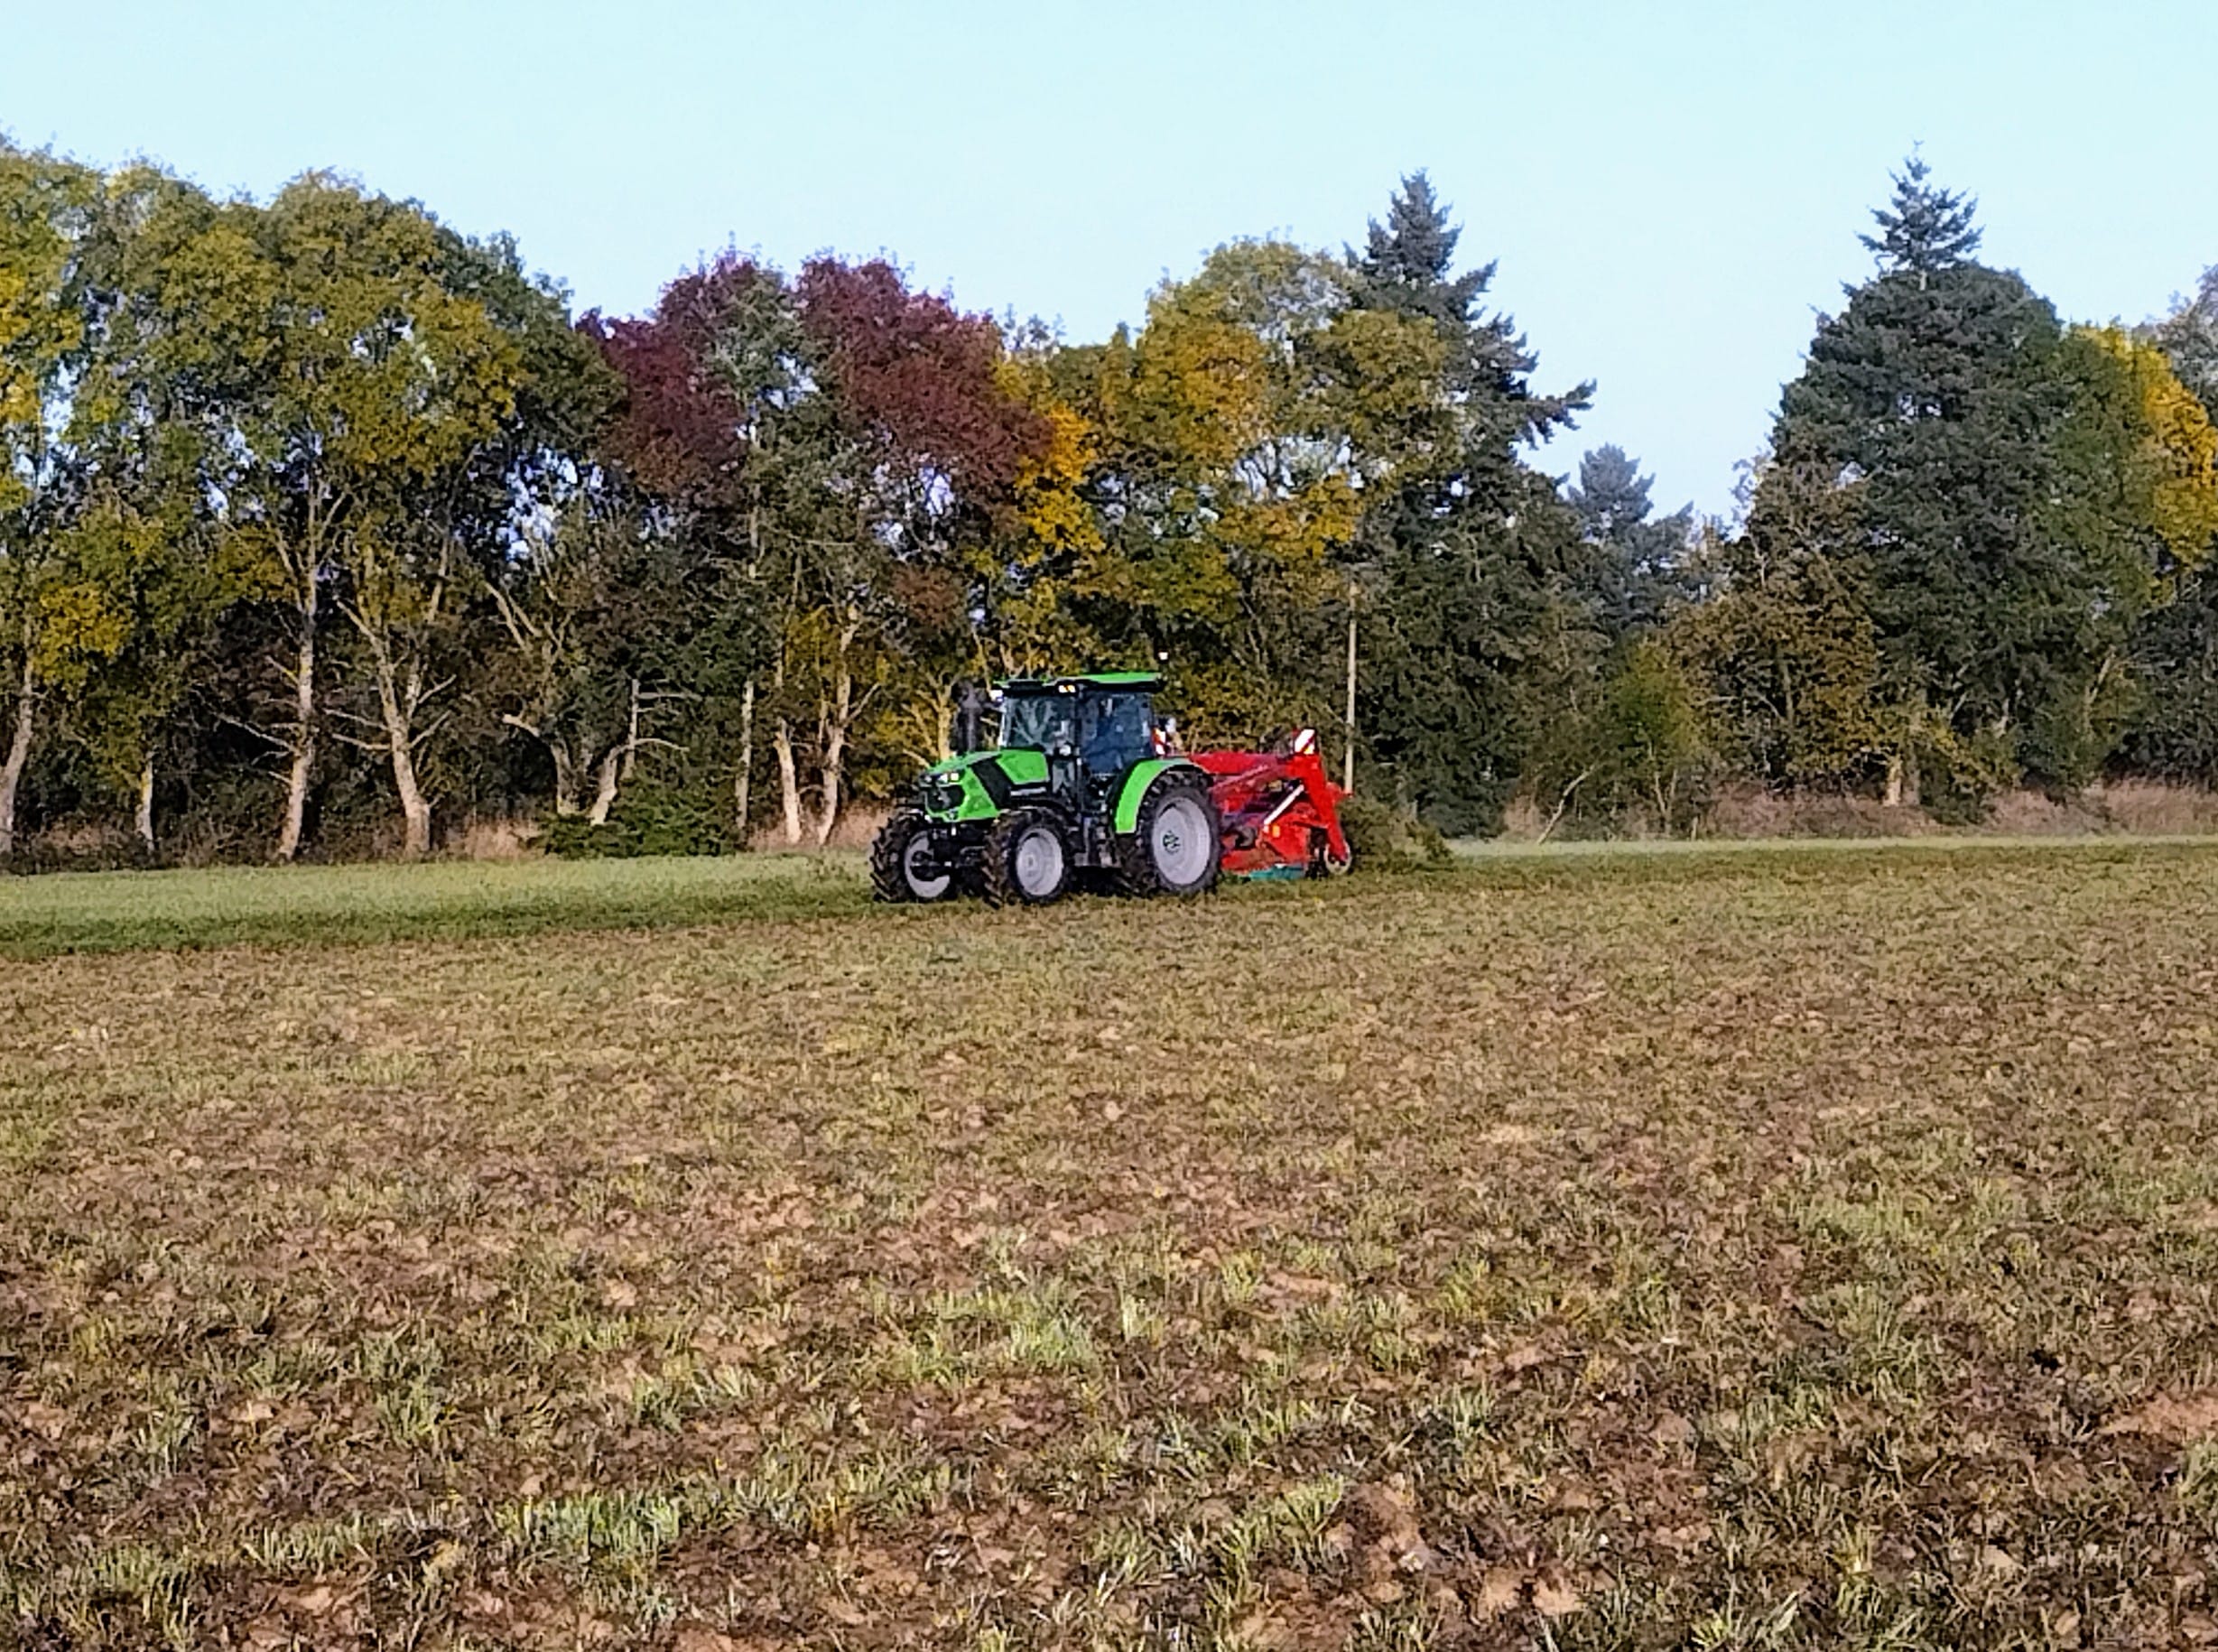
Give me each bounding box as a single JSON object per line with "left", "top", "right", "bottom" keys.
{"left": 1081, "top": 692, "right": 1154, "bottom": 773}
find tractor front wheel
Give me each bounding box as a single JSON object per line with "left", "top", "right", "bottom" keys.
{"left": 870, "top": 810, "right": 955, "bottom": 903}
{"left": 983, "top": 808, "right": 1073, "bottom": 906}
{"left": 1117, "top": 773, "right": 1222, "bottom": 897}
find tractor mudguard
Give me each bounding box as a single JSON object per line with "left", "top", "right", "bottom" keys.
{"left": 1112, "top": 758, "right": 1203, "bottom": 835}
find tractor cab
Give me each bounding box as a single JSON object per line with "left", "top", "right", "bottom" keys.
{"left": 992, "top": 673, "right": 1164, "bottom": 781}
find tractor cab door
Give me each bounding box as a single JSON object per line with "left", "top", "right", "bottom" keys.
{"left": 1079, "top": 691, "right": 1155, "bottom": 778}
{"left": 997, "top": 693, "right": 1076, "bottom": 756}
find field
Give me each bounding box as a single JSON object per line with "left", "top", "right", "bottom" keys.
{"left": 8, "top": 844, "right": 2218, "bottom": 1649}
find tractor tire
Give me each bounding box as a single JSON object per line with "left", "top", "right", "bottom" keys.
{"left": 982, "top": 808, "right": 1073, "bottom": 907}
{"left": 1116, "top": 770, "right": 1222, "bottom": 897}
{"left": 870, "top": 809, "right": 955, "bottom": 903}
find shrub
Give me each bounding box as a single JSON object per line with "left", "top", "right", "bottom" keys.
{"left": 539, "top": 788, "right": 736, "bottom": 859}
{"left": 1531, "top": 642, "right": 1718, "bottom": 836}
{"left": 1338, "top": 794, "right": 1452, "bottom": 870}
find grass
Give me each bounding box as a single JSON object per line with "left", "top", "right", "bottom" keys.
{"left": 8, "top": 842, "right": 2218, "bottom": 1646}
{"left": 5, "top": 832, "right": 2207, "bottom": 960}
{"left": 0, "top": 851, "right": 869, "bottom": 958}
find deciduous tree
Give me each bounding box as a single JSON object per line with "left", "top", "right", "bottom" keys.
{"left": 0, "top": 144, "right": 95, "bottom": 855}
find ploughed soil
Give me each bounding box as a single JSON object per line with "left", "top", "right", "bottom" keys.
{"left": 7, "top": 845, "right": 2218, "bottom": 1647}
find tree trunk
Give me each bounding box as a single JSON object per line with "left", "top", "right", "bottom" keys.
{"left": 619, "top": 677, "right": 641, "bottom": 783}
{"left": 135, "top": 755, "right": 156, "bottom": 858}
{"left": 0, "top": 656, "right": 35, "bottom": 860}
{"left": 372, "top": 652, "right": 432, "bottom": 858}
{"left": 814, "top": 667, "right": 852, "bottom": 847}
{"left": 1882, "top": 749, "right": 1923, "bottom": 809}
{"left": 549, "top": 741, "right": 580, "bottom": 816}
{"left": 814, "top": 732, "right": 846, "bottom": 848}
{"left": 587, "top": 747, "right": 622, "bottom": 826}
{"left": 276, "top": 584, "right": 318, "bottom": 862}
{"left": 733, "top": 677, "right": 755, "bottom": 842}
{"left": 774, "top": 719, "right": 803, "bottom": 845}
{"left": 389, "top": 745, "right": 432, "bottom": 857}
{"left": 1343, "top": 600, "right": 1359, "bottom": 794}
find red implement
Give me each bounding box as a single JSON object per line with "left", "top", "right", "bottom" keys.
{"left": 1188, "top": 729, "right": 1352, "bottom": 879}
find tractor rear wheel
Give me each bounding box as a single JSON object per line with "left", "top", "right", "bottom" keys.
{"left": 1116, "top": 772, "right": 1221, "bottom": 897}
{"left": 983, "top": 808, "right": 1072, "bottom": 906}
{"left": 870, "top": 809, "right": 954, "bottom": 903}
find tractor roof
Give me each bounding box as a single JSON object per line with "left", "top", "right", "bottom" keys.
{"left": 996, "top": 672, "right": 1163, "bottom": 696}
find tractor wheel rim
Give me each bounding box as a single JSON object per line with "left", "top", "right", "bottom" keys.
{"left": 1014, "top": 826, "right": 1063, "bottom": 896}
{"left": 1152, "top": 795, "right": 1211, "bottom": 885}
{"left": 903, "top": 835, "right": 951, "bottom": 899}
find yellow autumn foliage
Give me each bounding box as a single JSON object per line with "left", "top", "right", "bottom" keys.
{"left": 30, "top": 580, "right": 131, "bottom": 686}
{"left": 0, "top": 153, "right": 86, "bottom": 513}
{"left": 2081, "top": 325, "right": 2218, "bottom": 569}
{"left": 1008, "top": 385, "right": 1100, "bottom": 561}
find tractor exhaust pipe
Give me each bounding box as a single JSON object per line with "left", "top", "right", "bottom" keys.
{"left": 955, "top": 680, "right": 987, "bottom": 756}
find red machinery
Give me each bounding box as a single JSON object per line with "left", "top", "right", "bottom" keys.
{"left": 1188, "top": 729, "right": 1352, "bottom": 879}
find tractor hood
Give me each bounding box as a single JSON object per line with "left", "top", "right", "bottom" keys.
{"left": 914, "top": 747, "right": 1051, "bottom": 821}
{"left": 923, "top": 748, "right": 1007, "bottom": 784}
{"left": 923, "top": 746, "right": 1049, "bottom": 785}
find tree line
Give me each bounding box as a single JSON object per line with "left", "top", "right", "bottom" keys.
{"left": 2, "top": 144, "right": 2214, "bottom": 863}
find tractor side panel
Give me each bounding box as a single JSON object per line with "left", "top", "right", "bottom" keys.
{"left": 1111, "top": 759, "right": 1197, "bottom": 835}
{"left": 994, "top": 749, "right": 1050, "bottom": 786}
{"left": 948, "top": 771, "right": 1000, "bottom": 821}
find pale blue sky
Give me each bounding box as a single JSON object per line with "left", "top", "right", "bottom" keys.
{"left": 6, "top": 0, "right": 2214, "bottom": 515}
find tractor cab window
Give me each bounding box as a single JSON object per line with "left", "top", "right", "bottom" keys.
{"left": 998, "top": 695, "right": 1075, "bottom": 755}
{"left": 1081, "top": 693, "right": 1155, "bottom": 773}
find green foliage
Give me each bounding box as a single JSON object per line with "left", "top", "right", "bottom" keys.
{"left": 5, "top": 143, "right": 2218, "bottom": 865}
{"left": 1533, "top": 641, "right": 1715, "bottom": 834}
{"left": 2147, "top": 265, "right": 2218, "bottom": 411}
{"left": 1568, "top": 444, "right": 1697, "bottom": 638}
{"left": 537, "top": 786, "right": 737, "bottom": 859}
{"left": 1859, "top": 152, "right": 1982, "bottom": 276}
{"left": 1593, "top": 642, "right": 1714, "bottom": 831}
{"left": 1758, "top": 156, "right": 2218, "bottom": 805}
{"left": 1673, "top": 461, "right": 1885, "bottom": 789}
{"left": 1335, "top": 794, "right": 1451, "bottom": 868}
{"left": 2122, "top": 569, "right": 2218, "bottom": 781}
{"left": 1341, "top": 174, "right": 1601, "bottom": 835}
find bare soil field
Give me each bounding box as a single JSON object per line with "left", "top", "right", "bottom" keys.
{"left": 7, "top": 844, "right": 2218, "bottom": 1648}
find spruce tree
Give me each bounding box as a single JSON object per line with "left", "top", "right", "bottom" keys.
{"left": 1344, "top": 172, "right": 1598, "bottom": 832}
{"left": 1567, "top": 444, "right": 1697, "bottom": 637}
{"left": 1767, "top": 156, "right": 2097, "bottom": 799}
{"left": 1859, "top": 153, "right": 1982, "bottom": 283}
{"left": 1350, "top": 171, "right": 1588, "bottom": 450}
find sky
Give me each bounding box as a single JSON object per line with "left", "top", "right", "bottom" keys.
{"left": 5, "top": 0, "right": 2214, "bottom": 517}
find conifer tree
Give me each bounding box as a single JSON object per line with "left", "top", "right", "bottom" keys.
{"left": 1345, "top": 173, "right": 1598, "bottom": 831}
{"left": 1567, "top": 444, "right": 1696, "bottom": 637}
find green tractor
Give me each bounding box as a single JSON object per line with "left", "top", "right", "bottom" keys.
{"left": 871, "top": 673, "right": 1221, "bottom": 905}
